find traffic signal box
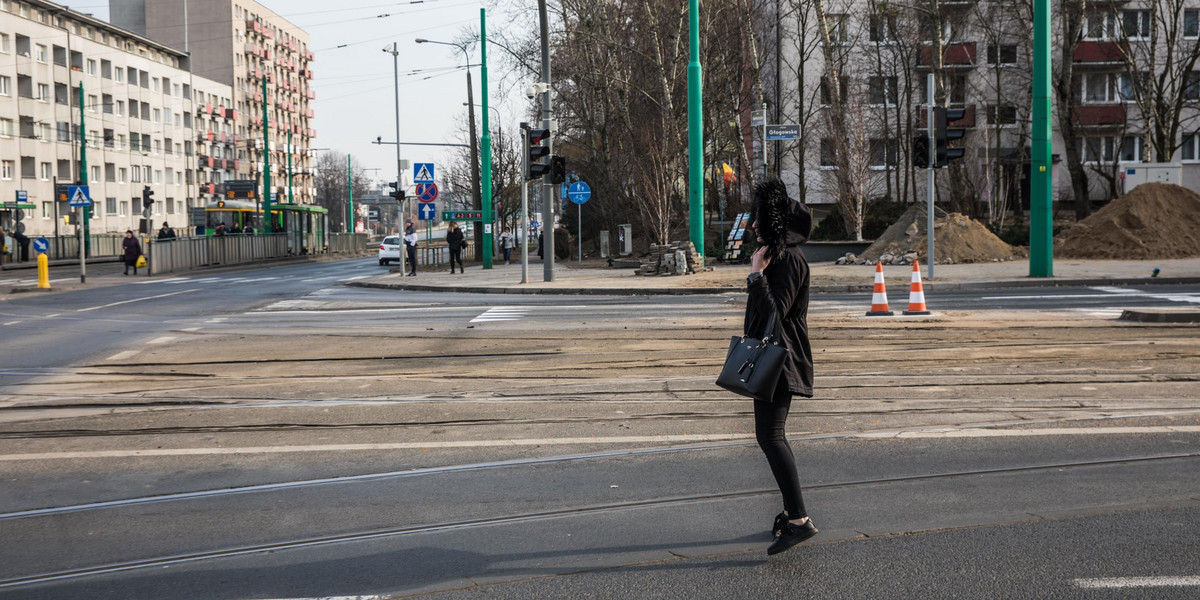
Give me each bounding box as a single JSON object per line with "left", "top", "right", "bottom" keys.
{"left": 526, "top": 128, "right": 551, "bottom": 181}
{"left": 388, "top": 181, "right": 405, "bottom": 201}
{"left": 142, "top": 185, "right": 155, "bottom": 208}
{"left": 913, "top": 107, "right": 967, "bottom": 169}
{"left": 550, "top": 156, "right": 567, "bottom": 185}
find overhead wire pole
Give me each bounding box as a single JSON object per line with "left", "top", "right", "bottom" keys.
{"left": 687, "top": 0, "right": 704, "bottom": 259}
{"left": 384, "top": 42, "right": 406, "bottom": 276}
{"left": 1030, "top": 0, "right": 1053, "bottom": 277}
{"left": 78, "top": 82, "right": 87, "bottom": 283}
{"left": 262, "top": 77, "right": 271, "bottom": 231}
{"left": 347, "top": 154, "right": 353, "bottom": 233}
{"left": 538, "top": 0, "right": 554, "bottom": 282}
{"left": 480, "top": 8, "right": 494, "bottom": 269}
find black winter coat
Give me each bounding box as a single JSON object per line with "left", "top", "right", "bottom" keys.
{"left": 446, "top": 227, "right": 464, "bottom": 248}
{"left": 123, "top": 237, "right": 142, "bottom": 264}
{"left": 742, "top": 205, "right": 814, "bottom": 398}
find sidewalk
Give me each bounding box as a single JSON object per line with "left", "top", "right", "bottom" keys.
{"left": 348, "top": 256, "right": 1200, "bottom": 295}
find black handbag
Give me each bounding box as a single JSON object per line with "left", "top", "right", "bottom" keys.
{"left": 716, "top": 309, "right": 788, "bottom": 401}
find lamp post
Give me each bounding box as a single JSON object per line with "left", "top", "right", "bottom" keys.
{"left": 416, "top": 36, "right": 491, "bottom": 268}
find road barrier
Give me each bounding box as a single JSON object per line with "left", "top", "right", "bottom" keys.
{"left": 147, "top": 233, "right": 369, "bottom": 276}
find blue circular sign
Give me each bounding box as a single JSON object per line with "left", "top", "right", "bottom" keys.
{"left": 33, "top": 237, "right": 49, "bottom": 254}
{"left": 568, "top": 181, "right": 591, "bottom": 205}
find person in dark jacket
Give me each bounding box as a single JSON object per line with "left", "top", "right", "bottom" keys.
{"left": 122, "top": 229, "right": 142, "bottom": 275}
{"left": 743, "top": 178, "right": 816, "bottom": 556}
{"left": 403, "top": 219, "right": 418, "bottom": 276}
{"left": 157, "top": 222, "right": 176, "bottom": 240}
{"left": 446, "top": 222, "right": 465, "bottom": 274}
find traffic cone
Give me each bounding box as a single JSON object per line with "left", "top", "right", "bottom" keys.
{"left": 865, "top": 261, "right": 894, "bottom": 316}
{"left": 903, "top": 261, "right": 931, "bottom": 315}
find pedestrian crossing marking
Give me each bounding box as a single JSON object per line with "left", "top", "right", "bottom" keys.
{"left": 470, "top": 307, "right": 529, "bottom": 323}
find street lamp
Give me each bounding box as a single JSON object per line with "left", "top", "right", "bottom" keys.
{"left": 416, "top": 37, "right": 485, "bottom": 264}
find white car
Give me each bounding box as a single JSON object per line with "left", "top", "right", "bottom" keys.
{"left": 378, "top": 236, "right": 402, "bottom": 265}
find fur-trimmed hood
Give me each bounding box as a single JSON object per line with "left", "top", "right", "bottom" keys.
{"left": 753, "top": 179, "right": 811, "bottom": 259}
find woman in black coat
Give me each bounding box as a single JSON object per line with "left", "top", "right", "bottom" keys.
{"left": 744, "top": 179, "right": 816, "bottom": 555}
{"left": 122, "top": 230, "right": 142, "bottom": 275}
{"left": 445, "top": 222, "right": 465, "bottom": 274}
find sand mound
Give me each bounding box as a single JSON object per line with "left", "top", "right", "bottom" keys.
{"left": 1055, "top": 182, "right": 1200, "bottom": 259}
{"left": 854, "top": 203, "right": 1020, "bottom": 265}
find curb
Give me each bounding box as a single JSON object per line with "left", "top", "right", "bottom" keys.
{"left": 1119, "top": 309, "right": 1200, "bottom": 324}
{"left": 347, "top": 275, "right": 1200, "bottom": 296}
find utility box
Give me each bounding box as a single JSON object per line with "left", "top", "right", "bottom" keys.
{"left": 1121, "top": 163, "right": 1181, "bottom": 194}
{"left": 599, "top": 229, "right": 610, "bottom": 258}
{"left": 618, "top": 224, "right": 633, "bottom": 256}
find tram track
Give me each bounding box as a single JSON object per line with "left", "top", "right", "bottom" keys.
{"left": 2, "top": 449, "right": 1197, "bottom": 590}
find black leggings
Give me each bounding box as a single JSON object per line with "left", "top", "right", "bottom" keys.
{"left": 754, "top": 386, "right": 807, "bottom": 518}
{"left": 449, "top": 247, "right": 463, "bottom": 271}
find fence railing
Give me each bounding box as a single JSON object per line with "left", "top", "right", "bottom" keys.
{"left": 328, "top": 233, "right": 369, "bottom": 254}
{"left": 28, "top": 234, "right": 127, "bottom": 261}
{"left": 147, "top": 233, "right": 370, "bottom": 275}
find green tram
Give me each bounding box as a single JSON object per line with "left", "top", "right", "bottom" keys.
{"left": 204, "top": 200, "right": 329, "bottom": 254}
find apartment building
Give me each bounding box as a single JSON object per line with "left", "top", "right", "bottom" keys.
{"left": 0, "top": 0, "right": 234, "bottom": 237}
{"left": 770, "top": 2, "right": 1200, "bottom": 212}
{"left": 111, "top": 0, "right": 315, "bottom": 207}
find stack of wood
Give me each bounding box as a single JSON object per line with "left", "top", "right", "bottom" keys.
{"left": 634, "top": 241, "right": 703, "bottom": 276}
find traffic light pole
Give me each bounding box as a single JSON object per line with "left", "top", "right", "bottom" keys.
{"left": 78, "top": 82, "right": 87, "bottom": 283}
{"left": 538, "top": 0, "right": 554, "bottom": 282}
{"left": 1030, "top": 0, "right": 1053, "bottom": 277}
{"left": 926, "top": 74, "right": 935, "bottom": 280}
{"left": 520, "top": 123, "right": 530, "bottom": 284}
{"left": 480, "top": 8, "right": 494, "bottom": 270}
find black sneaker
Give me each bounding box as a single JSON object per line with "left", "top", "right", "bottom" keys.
{"left": 768, "top": 518, "right": 818, "bottom": 555}
{"left": 772, "top": 512, "right": 789, "bottom": 539}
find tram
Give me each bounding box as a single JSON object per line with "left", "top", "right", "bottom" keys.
{"left": 203, "top": 200, "right": 329, "bottom": 254}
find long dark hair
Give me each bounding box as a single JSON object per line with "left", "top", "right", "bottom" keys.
{"left": 751, "top": 178, "right": 791, "bottom": 262}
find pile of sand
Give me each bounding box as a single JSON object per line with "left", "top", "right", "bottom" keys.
{"left": 850, "top": 203, "right": 1021, "bottom": 265}
{"left": 1055, "top": 182, "right": 1200, "bottom": 259}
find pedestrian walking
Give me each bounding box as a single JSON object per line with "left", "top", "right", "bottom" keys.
{"left": 742, "top": 178, "right": 817, "bottom": 556}
{"left": 122, "top": 230, "right": 143, "bottom": 275}
{"left": 446, "top": 222, "right": 465, "bottom": 274}
{"left": 537, "top": 231, "right": 543, "bottom": 259}
{"left": 499, "top": 227, "right": 515, "bottom": 265}
{"left": 404, "top": 219, "right": 418, "bottom": 276}
{"left": 157, "top": 222, "right": 176, "bottom": 240}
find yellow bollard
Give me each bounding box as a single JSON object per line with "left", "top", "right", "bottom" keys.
{"left": 37, "top": 253, "right": 50, "bottom": 289}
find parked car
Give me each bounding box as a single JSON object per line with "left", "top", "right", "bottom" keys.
{"left": 378, "top": 236, "right": 402, "bottom": 265}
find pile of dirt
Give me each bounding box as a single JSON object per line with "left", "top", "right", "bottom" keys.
{"left": 848, "top": 203, "right": 1021, "bottom": 265}
{"left": 1055, "top": 182, "right": 1200, "bottom": 259}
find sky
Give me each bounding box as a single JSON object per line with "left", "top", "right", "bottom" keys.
{"left": 87, "top": 0, "right": 530, "bottom": 194}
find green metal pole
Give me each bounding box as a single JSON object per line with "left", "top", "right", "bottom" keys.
{"left": 78, "top": 83, "right": 90, "bottom": 256}
{"left": 480, "top": 8, "right": 494, "bottom": 269}
{"left": 687, "top": 0, "right": 704, "bottom": 258}
{"left": 1030, "top": 0, "right": 1053, "bottom": 277}
{"left": 262, "top": 77, "right": 272, "bottom": 231}
{"left": 287, "top": 130, "right": 293, "bottom": 204}
{"left": 347, "top": 154, "right": 353, "bottom": 233}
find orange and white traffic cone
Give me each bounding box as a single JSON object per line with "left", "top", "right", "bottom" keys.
{"left": 903, "top": 261, "right": 931, "bottom": 315}
{"left": 865, "top": 261, "right": 894, "bottom": 316}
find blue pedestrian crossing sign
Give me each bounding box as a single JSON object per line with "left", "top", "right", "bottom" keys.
{"left": 568, "top": 181, "right": 592, "bottom": 205}
{"left": 67, "top": 185, "right": 91, "bottom": 207}
{"left": 418, "top": 202, "right": 437, "bottom": 221}
{"left": 413, "top": 163, "right": 435, "bottom": 184}
{"left": 33, "top": 237, "right": 49, "bottom": 254}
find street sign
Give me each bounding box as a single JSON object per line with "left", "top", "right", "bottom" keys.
{"left": 67, "top": 185, "right": 91, "bottom": 207}
{"left": 441, "top": 210, "right": 484, "bottom": 221}
{"left": 765, "top": 124, "right": 801, "bottom": 140}
{"left": 418, "top": 203, "right": 437, "bottom": 221}
{"left": 751, "top": 109, "right": 766, "bottom": 126}
{"left": 16, "top": 190, "right": 28, "bottom": 202}
{"left": 270, "top": 192, "right": 278, "bottom": 202}
{"left": 568, "top": 181, "right": 592, "bottom": 205}
{"left": 224, "top": 179, "right": 258, "bottom": 199}
{"left": 413, "top": 163, "right": 435, "bottom": 184}
{"left": 415, "top": 183, "right": 438, "bottom": 203}
{"left": 33, "top": 237, "right": 49, "bottom": 254}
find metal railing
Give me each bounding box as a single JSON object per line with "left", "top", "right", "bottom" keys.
{"left": 328, "top": 233, "right": 369, "bottom": 254}
{"left": 148, "top": 233, "right": 370, "bottom": 275}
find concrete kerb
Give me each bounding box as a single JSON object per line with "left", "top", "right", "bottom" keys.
{"left": 1119, "top": 308, "right": 1200, "bottom": 324}
{"left": 346, "top": 275, "right": 1200, "bottom": 296}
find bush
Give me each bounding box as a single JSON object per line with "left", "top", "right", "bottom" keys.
{"left": 810, "top": 199, "right": 909, "bottom": 241}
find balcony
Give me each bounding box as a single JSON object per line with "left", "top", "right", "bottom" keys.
{"left": 918, "top": 43, "right": 977, "bottom": 69}
{"left": 1074, "top": 41, "right": 1127, "bottom": 65}
{"left": 198, "top": 156, "right": 215, "bottom": 169}
{"left": 1071, "top": 104, "right": 1127, "bottom": 127}
{"left": 201, "top": 183, "right": 216, "bottom": 195}
{"left": 917, "top": 105, "right": 976, "bottom": 128}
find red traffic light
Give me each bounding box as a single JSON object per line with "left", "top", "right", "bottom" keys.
{"left": 527, "top": 128, "right": 550, "bottom": 145}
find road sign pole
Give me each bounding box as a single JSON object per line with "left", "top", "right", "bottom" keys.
{"left": 78, "top": 82, "right": 90, "bottom": 269}
{"left": 578, "top": 201, "right": 582, "bottom": 263}
{"left": 520, "top": 123, "right": 529, "bottom": 284}
{"left": 927, "top": 74, "right": 935, "bottom": 281}
{"left": 481, "top": 8, "right": 494, "bottom": 270}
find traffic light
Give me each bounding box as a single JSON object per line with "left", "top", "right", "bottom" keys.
{"left": 912, "top": 135, "right": 931, "bottom": 169}
{"left": 549, "top": 155, "right": 567, "bottom": 185}
{"left": 388, "top": 181, "right": 405, "bottom": 201}
{"left": 526, "top": 127, "right": 551, "bottom": 181}
{"left": 934, "top": 106, "right": 966, "bottom": 168}
{"left": 142, "top": 185, "right": 154, "bottom": 208}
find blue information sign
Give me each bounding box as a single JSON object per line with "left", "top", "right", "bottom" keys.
{"left": 568, "top": 181, "right": 591, "bottom": 205}
{"left": 33, "top": 237, "right": 49, "bottom": 254}
{"left": 413, "top": 163, "right": 435, "bottom": 184}
{"left": 417, "top": 203, "right": 437, "bottom": 221}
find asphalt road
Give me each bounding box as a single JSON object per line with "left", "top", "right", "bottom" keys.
{"left": 1, "top": 257, "right": 1198, "bottom": 598}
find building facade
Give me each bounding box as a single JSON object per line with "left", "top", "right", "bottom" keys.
{"left": 111, "top": 0, "right": 316, "bottom": 208}
{"left": 0, "top": 0, "right": 234, "bottom": 237}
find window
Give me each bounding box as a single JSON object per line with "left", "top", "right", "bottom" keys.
{"left": 0, "top": 160, "right": 11, "bottom": 180}
{"left": 88, "top": 94, "right": 98, "bottom": 112}
{"left": 37, "top": 83, "right": 48, "bottom": 102}
{"left": 58, "top": 160, "right": 71, "bottom": 179}
{"left": 118, "top": 168, "right": 126, "bottom": 183}
{"left": 0, "top": 75, "right": 10, "bottom": 96}
{"left": 820, "top": 138, "right": 838, "bottom": 167}
{"left": 1117, "top": 72, "right": 1148, "bottom": 102}
{"left": 1183, "top": 133, "right": 1200, "bottom": 161}
{"left": 101, "top": 60, "right": 112, "bottom": 79}
{"left": 1122, "top": 10, "right": 1151, "bottom": 39}
{"left": 987, "top": 44, "right": 1017, "bottom": 66}
{"left": 153, "top": 108, "right": 161, "bottom": 122}
{"left": 102, "top": 93, "right": 113, "bottom": 113}
{"left": 128, "top": 98, "right": 139, "bottom": 119}
{"left": 0, "top": 118, "right": 12, "bottom": 137}
{"left": 120, "top": 200, "right": 129, "bottom": 216}
{"left": 115, "top": 67, "right": 124, "bottom": 83}
{"left": 868, "top": 76, "right": 898, "bottom": 106}
{"left": 23, "top": 157, "right": 37, "bottom": 179}
{"left": 91, "top": 166, "right": 100, "bottom": 182}
{"left": 35, "top": 44, "right": 46, "bottom": 62}
{"left": 0, "top": 33, "right": 8, "bottom": 54}
{"left": 1120, "top": 136, "right": 1145, "bottom": 162}
{"left": 86, "top": 59, "right": 96, "bottom": 75}
{"left": 42, "top": 202, "right": 52, "bottom": 219}
{"left": 1078, "top": 73, "right": 1121, "bottom": 104}
{"left": 144, "top": 166, "right": 152, "bottom": 182}
{"left": 128, "top": 68, "right": 138, "bottom": 86}
{"left": 131, "top": 165, "right": 141, "bottom": 182}
{"left": 827, "top": 14, "right": 849, "bottom": 44}
{"left": 56, "top": 121, "right": 70, "bottom": 142}
{"left": 948, "top": 74, "right": 968, "bottom": 104}
{"left": 1082, "top": 136, "right": 1115, "bottom": 162}
{"left": 987, "top": 104, "right": 1017, "bottom": 125}
{"left": 103, "top": 128, "right": 115, "bottom": 148}
{"left": 869, "top": 13, "right": 894, "bottom": 43}
{"left": 869, "top": 138, "right": 898, "bottom": 168}
{"left": 819, "top": 77, "right": 848, "bottom": 105}
{"left": 106, "top": 197, "right": 118, "bottom": 215}
{"left": 1083, "top": 10, "right": 1116, "bottom": 40}
{"left": 36, "top": 122, "right": 49, "bottom": 141}
{"left": 1187, "top": 10, "right": 1200, "bottom": 39}
{"left": 40, "top": 162, "right": 51, "bottom": 180}
{"left": 115, "top": 100, "right": 124, "bottom": 116}
{"left": 105, "top": 163, "right": 116, "bottom": 182}
{"left": 1186, "top": 72, "right": 1200, "bottom": 100}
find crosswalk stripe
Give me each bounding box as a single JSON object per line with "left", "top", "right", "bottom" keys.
{"left": 470, "top": 307, "right": 530, "bottom": 323}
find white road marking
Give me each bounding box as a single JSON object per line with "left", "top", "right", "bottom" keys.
{"left": 133, "top": 277, "right": 188, "bottom": 285}
{"left": 985, "top": 288, "right": 1200, "bottom": 304}
{"left": 2, "top": 321, "right": 20, "bottom": 326}
{"left": 341, "top": 275, "right": 370, "bottom": 281}
{"left": 238, "top": 276, "right": 280, "bottom": 283}
{"left": 106, "top": 350, "right": 141, "bottom": 361}
{"left": 146, "top": 336, "right": 175, "bottom": 345}
{"left": 1075, "top": 577, "right": 1200, "bottom": 589}
{"left": 471, "top": 307, "right": 530, "bottom": 323}
{"left": 258, "top": 596, "right": 389, "bottom": 600}
{"left": 206, "top": 317, "right": 228, "bottom": 323}
{"left": 6, "top": 426, "right": 1200, "bottom": 462}
{"left": 45, "top": 313, "right": 61, "bottom": 318}
{"left": 76, "top": 289, "right": 200, "bottom": 312}
{"left": 180, "top": 327, "right": 201, "bottom": 332}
